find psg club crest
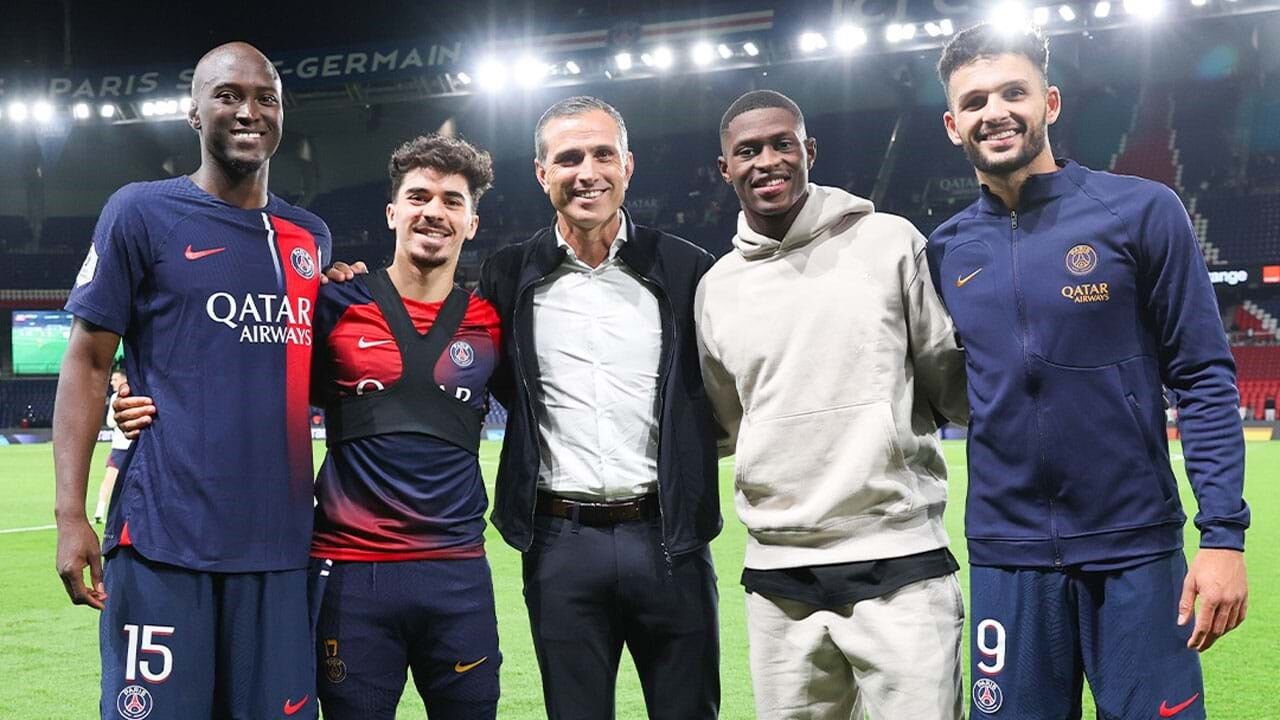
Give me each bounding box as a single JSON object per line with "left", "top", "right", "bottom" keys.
{"left": 290, "top": 247, "right": 316, "bottom": 280}
{"left": 1065, "top": 244, "right": 1098, "bottom": 276}
{"left": 449, "top": 340, "right": 475, "bottom": 368}
{"left": 323, "top": 639, "right": 348, "bottom": 684}
{"left": 973, "top": 678, "right": 1004, "bottom": 714}
{"left": 116, "top": 685, "right": 154, "bottom": 720}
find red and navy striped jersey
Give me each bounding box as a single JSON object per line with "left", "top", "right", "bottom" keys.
{"left": 310, "top": 277, "right": 500, "bottom": 561}
{"left": 66, "top": 176, "right": 331, "bottom": 572}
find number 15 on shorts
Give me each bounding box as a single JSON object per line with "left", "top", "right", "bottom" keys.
{"left": 122, "top": 624, "right": 175, "bottom": 683}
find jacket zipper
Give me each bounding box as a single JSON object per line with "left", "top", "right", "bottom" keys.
{"left": 1010, "top": 209, "right": 1062, "bottom": 568}
{"left": 635, "top": 272, "right": 677, "bottom": 573}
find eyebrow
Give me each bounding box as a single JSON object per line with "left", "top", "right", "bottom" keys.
{"left": 404, "top": 186, "right": 468, "bottom": 200}
{"left": 957, "top": 79, "right": 1030, "bottom": 106}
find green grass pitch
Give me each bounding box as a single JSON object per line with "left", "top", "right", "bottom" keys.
{"left": 1, "top": 440, "right": 1274, "bottom": 718}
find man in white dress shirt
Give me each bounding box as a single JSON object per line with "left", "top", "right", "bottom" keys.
{"left": 478, "top": 96, "right": 723, "bottom": 719}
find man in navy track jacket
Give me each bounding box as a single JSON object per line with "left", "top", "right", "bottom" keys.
{"left": 928, "top": 23, "right": 1249, "bottom": 720}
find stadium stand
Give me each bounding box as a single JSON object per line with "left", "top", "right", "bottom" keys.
{"left": 0, "top": 216, "right": 34, "bottom": 251}
{"left": 0, "top": 378, "right": 58, "bottom": 427}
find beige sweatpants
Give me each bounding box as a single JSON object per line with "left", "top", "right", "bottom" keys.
{"left": 745, "top": 573, "right": 965, "bottom": 720}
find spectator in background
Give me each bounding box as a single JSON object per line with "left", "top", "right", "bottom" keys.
{"left": 92, "top": 367, "right": 130, "bottom": 524}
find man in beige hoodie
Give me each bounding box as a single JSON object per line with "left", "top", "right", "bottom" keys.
{"left": 696, "top": 89, "right": 969, "bottom": 719}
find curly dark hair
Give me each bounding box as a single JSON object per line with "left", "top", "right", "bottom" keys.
{"left": 937, "top": 23, "right": 1050, "bottom": 103}
{"left": 387, "top": 133, "right": 495, "bottom": 206}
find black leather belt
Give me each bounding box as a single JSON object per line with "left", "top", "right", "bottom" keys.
{"left": 535, "top": 491, "right": 659, "bottom": 526}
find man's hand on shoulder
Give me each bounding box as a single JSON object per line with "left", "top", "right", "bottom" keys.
{"left": 111, "top": 383, "right": 155, "bottom": 440}
{"left": 1178, "top": 547, "right": 1248, "bottom": 652}
{"left": 320, "top": 260, "right": 368, "bottom": 284}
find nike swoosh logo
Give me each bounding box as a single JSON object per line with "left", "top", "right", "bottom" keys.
{"left": 283, "top": 695, "right": 310, "bottom": 715}
{"left": 455, "top": 657, "right": 488, "bottom": 673}
{"left": 184, "top": 245, "right": 226, "bottom": 261}
{"left": 955, "top": 267, "right": 984, "bottom": 287}
{"left": 1159, "top": 693, "right": 1200, "bottom": 717}
{"left": 357, "top": 337, "right": 393, "bottom": 349}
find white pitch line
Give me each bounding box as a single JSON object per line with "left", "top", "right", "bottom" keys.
{"left": 0, "top": 524, "right": 56, "bottom": 535}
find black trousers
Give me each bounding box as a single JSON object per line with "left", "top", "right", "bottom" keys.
{"left": 522, "top": 514, "right": 720, "bottom": 720}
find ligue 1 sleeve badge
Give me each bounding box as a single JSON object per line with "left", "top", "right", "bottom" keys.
{"left": 973, "top": 678, "right": 1004, "bottom": 714}
{"left": 290, "top": 247, "right": 317, "bottom": 280}
{"left": 116, "top": 685, "right": 155, "bottom": 719}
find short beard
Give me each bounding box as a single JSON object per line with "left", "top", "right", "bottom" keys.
{"left": 964, "top": 120, "right": 1047, "bottom": 177}
{"left": 221, "top": 156, "right": 266, "bottom": 178}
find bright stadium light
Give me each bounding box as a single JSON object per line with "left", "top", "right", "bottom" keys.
{"left": 717, "top": 43, "right": 733, "bottom": 59}
{"left": 941, "top": 18, "right": 955, "bottom": 34}
{"left": 834, "top": 24, "right": 868, "bottom": 51}
{"left": 9, "top": 101, "right": 29, "bottom": 123}
{"left": 455, "top": 72, "right": 472, "bottom": 85}
{"left": 886, "top": 22, "right": 917, "bottom": 42}
{"left": 72, "top": 102, "right": 91, "bottom": 119}
{"left": 652, "top": 46, "right": 674, "bottom": 69}
{"left": 141, "top": 101, "right": 156, "bottom": 117}
{"left": 925, "top": 21, "right": 944, "bottom": 37}
{"left": 32, "top": 101, "right": 55, "bottom": 123}
{"left": 475, "top": 58, "right": 508, "bottom": 91}
{"left": 743, "top": 41, "right": 760, "bottom": 56}
{"left": 640, "top": 52, "right": 654, "bottom": 67}
{"left": 180, "top": 96, "right": 192, "bottom": 112}
{"left": 1033, "top": 6, "right": 1051, "bottom": 23}
{"left": 798, "top": 32, "right": 828, "bottom": 53}
{"left": 513, "top": 55, "right": 550, "bottom": 88}
{"left": 99, "top": 103, "right": 116, "bottom": 119}
{"left": 1094, "top": 1, "right": 1112, "bottom": 17}
{"left": 1190, "top": 0, "right": 1207, "bottom": 5}
{"left": 990, "top": 2, "right": 1032, "bottom": 32}
{"left": 691, "top": 42, "right": 715, "bottom": 66}
{"left": 614, "top": 52, "right": 633, "bottom": 71}
{"left": 565, "top": 60, "right": 581, "bottom": 75}
{"left": 1123, "top": 0, "right": 1165, "bottom": 17}
{"left": 1059, "top": 4, "right": 1078, "bottom": 20}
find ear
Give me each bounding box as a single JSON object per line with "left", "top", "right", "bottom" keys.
{"left": 1045, "top": 85, "right": 1062, "bottom": 126}
{"left": 385, "top": 202, "right": 396, "bottom": 231}
{"left": 188, "top": 102, "right": 201, "bottom": 131}
{"left": 943, "top": 110, "right": 963, "bottom": 147}
{"left": 717, "top": 155, "right": 731, "bottom": 184}
{"left": 805, "top": 136, "right": 818, "bottom": 170}
{"left": 464, "top": 212, "right": 479, "bottom": 241}
{"left": 622, "top": 150, "right": 635, "bottom": 189}
{"left": 534, "top": 158, "right": 550, "bottom": 195}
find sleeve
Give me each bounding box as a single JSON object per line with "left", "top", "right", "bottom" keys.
{"left": 64, "top": 187, "right": 153, "bottom": 335}
{"left": 309, "top": 286, "right": 343, "bottom": 408}
{"left": 905, "top": 229, "right": 969, "bottom": 425}
{"left": 476, "top": 251, "right": 515, "bottom": 407}
{"left": 1138, "top": 185, "right": 1249, "bottom": 549}
{"left": 694, "top": 274, "right": 742, "bottom": 458}
{"left": 105, "top": 392, "right": 119, "bottom": 430}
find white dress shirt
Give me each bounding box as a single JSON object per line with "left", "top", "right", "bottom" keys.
{"left": 531, "top": 215, "right": 662, "bottom": 501}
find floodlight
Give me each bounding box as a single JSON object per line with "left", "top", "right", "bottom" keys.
{"left": 742, "top": 42, "right": 760, "bottom": 57}
{"left": 9, "top": 102, "right": 29, "bottom": 123}
{"left": 614, "top": 52, "right": 633, "bottom": 71}
{"left": 1059, "top": 5, "right": 1078, "bottom": 20}
{"left": 475, "top": 58, "right": 508, "bottom": 91}
{"left": 1094, "top": 1, "right": 1112, "bottom": 17}
{"left": 73, "top": 103, "right": 91, "bottom": 120}
{"left": 692, "top": 42, "right": 715, "bottom": 66}
{"left": 799, "top": 32, "right": 828, "bottom": 53}
{"left": 834, "top": 24, "right": 868, "bottom": 51}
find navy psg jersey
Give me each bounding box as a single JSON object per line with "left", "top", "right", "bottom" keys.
{"left": 310, "top": 277, "right": 500, "bottom": 561}
{"left": 65, "top": 176, "right": 331, "bottom": 572}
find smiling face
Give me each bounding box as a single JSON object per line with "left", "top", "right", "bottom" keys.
{"left": 944, "top": 52, "right": 1060, "bottom": 178}
{"left": 386, "top": 166, "right": 479, "bottom": 271}
{"left": 719, "top": 106, "right": 816, "bottom": 222}
{"left": 188, "top": 44, "right": 283, "bottom": 178}
{"left": 534, "top": 109, "right": 633, "bottom": 232}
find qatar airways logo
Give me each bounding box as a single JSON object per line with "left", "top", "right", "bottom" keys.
{"left": 205, "top": 292, "right": 313, "bottom": 345}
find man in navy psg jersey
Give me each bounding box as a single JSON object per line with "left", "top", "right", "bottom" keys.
{"left": 53, "top": 42, "right": 330, "bottom": 720}
{"left": 306, "top": 134, "right": 502, "bottom": 719}
{"left": 115, "top": 134, "right": 504, "bottom": 719}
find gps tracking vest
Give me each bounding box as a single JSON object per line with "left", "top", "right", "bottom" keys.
{"left": 323, "top": 269, "right": 483, "bottom": 455}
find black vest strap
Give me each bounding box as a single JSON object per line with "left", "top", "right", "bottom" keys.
{"left": 324, "top": 269, "right": 483, "bottom": 454}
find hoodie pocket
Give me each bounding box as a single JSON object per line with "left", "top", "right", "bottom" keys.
{"left": 1125, "top": 392, "right": 1176, "bottom": 503}
{"left": 735, "top": 401, "right": 916, "bottom": 535}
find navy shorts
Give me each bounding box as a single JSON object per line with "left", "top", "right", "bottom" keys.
{"left": 100, "top": 546, "right": 316, "bottom": 719}
{"left": 106, "top": 448, "right": 129, "bottom": 470}
{"left": 969, "top": 552, "right": 1204, "bottom": 720}
{"left": 311, "top": 556, "right": 501, "bottom": 720}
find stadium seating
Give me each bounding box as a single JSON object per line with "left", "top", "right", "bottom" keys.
{"left": 1110, "top": 90, "right": 1178, "bottom": 189}
{"left": 1196, "top": 192, "right": 1280, "bottom": 265}
{"left": 40, "top": 216, "right": 99, "bottom": 253}
{"left": 0, "top": 216, "right": 34, "bottom": 251}
{"left": 0, "top": 378, "right": 58, "bottom": 427}
{"left": 1233, "top": 345, "right": 1280, "bottom": 420}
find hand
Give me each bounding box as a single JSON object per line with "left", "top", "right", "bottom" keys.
{"left": 111, "top": 382, "right": 155, "bottom": 439}
{"left": 55, "top": 517, "right": 107, "bottom": 610}
{"left": 321, "top": 260, "right": 368, "bottom": 284}
{"left": 1178, "top": 548, "right": 1248, "bottom": 652}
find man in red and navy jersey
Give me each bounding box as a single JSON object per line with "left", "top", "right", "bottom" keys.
{"left": 306, "top": 134, "right": 502, "bottom": 719}
{"left": 53, "top": 42, "right": 330, "bottom": 719}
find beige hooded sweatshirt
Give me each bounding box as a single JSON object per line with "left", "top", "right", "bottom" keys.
{"left": 695, "top": 184, "right": 968, "bottom": 570}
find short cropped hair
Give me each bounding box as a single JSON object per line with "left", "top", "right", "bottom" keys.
{"left": 534, "top": 96, "right": 629, "bottom": 162}
{"left": 719, "top": 90, "right": 806, "bottom": 139}
{"left": 937, "top": 23, "right": 1050, "bottom": 101}
{"left": 387, "top": 133, "right": 495, "bottom": 205}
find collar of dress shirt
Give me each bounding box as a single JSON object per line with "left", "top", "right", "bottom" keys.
{"left": 553, "top": 211, "right": 628, "bottom": 265}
